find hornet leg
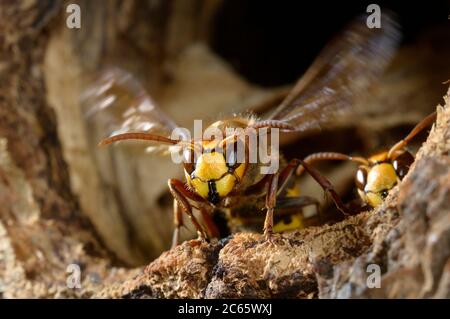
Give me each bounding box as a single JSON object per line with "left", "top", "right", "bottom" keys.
{"left": 168, "top": 179, "right": 208, "bottom": 246}
{"left": 263, "top": 173, "right": 279, "bottom": 241}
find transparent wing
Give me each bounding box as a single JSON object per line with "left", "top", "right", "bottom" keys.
{"left": 82, "top": 68, "right": 183, "bottom": 154}
{"left": 267, "top": 13, "right": 401, "bottom": 134}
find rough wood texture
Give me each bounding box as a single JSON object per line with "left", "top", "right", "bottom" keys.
{"left": 0, "top": 0, "right": 138, "bottom": 298}
{"left": 97, "top": 90, "right": 450, "bottom": 298}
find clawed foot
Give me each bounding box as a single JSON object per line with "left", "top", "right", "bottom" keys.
{"left": 264, "top": 228, "right": 276, "bottom": 245}
{"left": 196, "top": 230, "right": 208, "bottom": 242}
{"left": 171, "top": 228, "right": 208, "bottom": 249}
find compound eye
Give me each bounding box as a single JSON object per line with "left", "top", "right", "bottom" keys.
{"left": 392, "top": 151, "right": 414, "bottom": 180}
{"left": 225, "top": 140, "right": 245, "bottom": 170}
{"left": 183, "top": 148, "right": 195, "bottom": 174}
{"left": 355, "top": 167, "right": 368, "bottom": 191}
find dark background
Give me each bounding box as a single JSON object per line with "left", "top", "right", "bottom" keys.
{"left": 211, "top": 0, "right": 450, "bottom": 87}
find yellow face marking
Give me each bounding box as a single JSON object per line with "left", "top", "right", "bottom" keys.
{"left": 234, "top": 163, "right": 246, "bottom": 181}
{"left": 184, "top": 137, "right": 249, "bottom": 202}
{"left": 273, "top": 213, "right": 304, "bottom": 232}
{"left": 363, "top": 163, "right": 398, "bottom": 207}
{"left": 185, "top": 150, "right": 241, "bottom": 201}
{"left": 190, "top": 177, "right": 209, "bottom": 199}
{"left": 365, "top": 192, "right": 383, "bottom": 207}
{"left": 215, "top": 174, "right": 236, "bottom": 197}
{"left": 365, "top": 163, "right": 397, "bottom": 193}
{"left": 195, "top": 152, "right": 228, "bottom": 181}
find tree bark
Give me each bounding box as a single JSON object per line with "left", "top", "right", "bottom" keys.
{"left": 0, "top": 0, "right": 137, "bottom": 298}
